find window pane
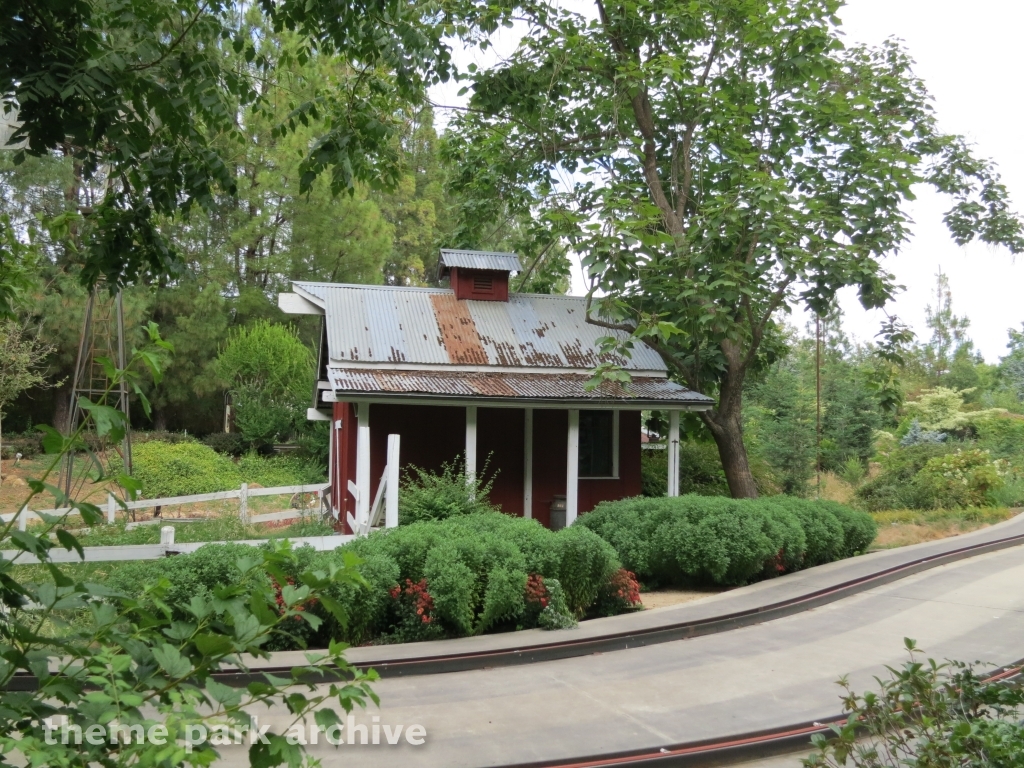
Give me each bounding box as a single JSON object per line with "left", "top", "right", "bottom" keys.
{"left": 579, "top": 411, "right": 614, "bottom": 477}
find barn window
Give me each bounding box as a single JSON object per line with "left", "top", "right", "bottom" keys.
{"left": 579, "top": 410, "right": 619, "bottom": 478}
{"left": 472, "top": 274, "right": 494, "bottom": 293}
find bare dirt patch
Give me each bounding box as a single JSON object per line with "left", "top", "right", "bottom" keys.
{"left": 640, "top": 587, "right": 728, "bottom": 610}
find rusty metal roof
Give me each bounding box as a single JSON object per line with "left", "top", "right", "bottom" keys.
{"left": 292, "top": 282, "right": 670, "bottom": 372}
{"left": 437, "top": 249, "right": 522, "bottom": 279}
{"left": 327, "top": 368, "right": 713, "bottom": 406}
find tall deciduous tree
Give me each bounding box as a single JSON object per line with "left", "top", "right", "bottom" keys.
{"left": 446, "top": 0, "right": 1024, "bottom": 496}
{"left": 1, "top": 0, "right": 451, "bottom": 290}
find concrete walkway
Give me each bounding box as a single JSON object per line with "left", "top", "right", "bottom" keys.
{"left": 219, "top": 530, "right": 1024, "bottom": 767}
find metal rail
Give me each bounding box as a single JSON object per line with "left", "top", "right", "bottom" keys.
{"left": 505, "top": 659, "right": 1024, "bottom": 767}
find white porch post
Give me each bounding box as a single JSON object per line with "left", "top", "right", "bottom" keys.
{"left": 385, "top": 433, "right": 400, "bottom": 529}
{"left": 523, "top": 408, "right": 533, "bottom": 518}
{"left": 327, "top": 415, "right": 336, "bottom": 518}
{"left": 668, "top": 410, "right": 680, "bottom": 497}
{"left": 465, "top": 405, "right": 478, "bottom": 492}
{"left": 356, "top": 403, "right": 371, "bottom": 524}
{"left": 566, "top": 409, "right": 580, "bottom": 525}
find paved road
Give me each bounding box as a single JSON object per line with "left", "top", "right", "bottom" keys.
{"left": 218, "top": 541, "right": 1024, "bottom": 767}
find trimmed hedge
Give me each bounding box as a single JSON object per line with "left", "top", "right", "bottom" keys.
{"left": 578, "top": 495, "right": 875, "bottom": 587}
{"left": 103, "top": 512, "right": 622, "bottom": 648}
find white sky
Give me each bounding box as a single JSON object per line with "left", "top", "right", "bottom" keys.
{"left": 430, "top": 1, "right": 1024, "bottom": 362}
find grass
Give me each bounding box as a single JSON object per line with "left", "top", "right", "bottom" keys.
{"left": 51, "top": 513, "right": 336, "bottom": 547}
{"left": 869, "top": 506, "right": 1016, "bottom": 549}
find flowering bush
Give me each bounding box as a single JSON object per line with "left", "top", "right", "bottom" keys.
{"left": 536, "top": 578, "right": 576, "bottom": 630}
{"left": 383, "top": 578, "right": 444, "bottom": 643}
{"left": 524, "top": 573, "right": 549, "bottom": 607}
{"left": 592, "top": 568, "right": 642, "bottom": 616}
{"left": 521, "top": 573, "right": 551, "bottom": 627}
{"left": 265, "top": 576, "right": 320, "bottom": 651}
{"left": 917, "top": 449, "right": 1007, "bottom": 508}
{"left": 389, "top": 578, "right": 436, "bottom": 624}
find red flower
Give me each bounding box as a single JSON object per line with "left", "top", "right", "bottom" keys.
{"left": 524, "top": 573, "right": 549, "bottom": 608}
{"left": 605, "top": 569, "right": 641, "bottom": 606}
{"left": 390, "top": 578, "right": 435, "bottom": 624}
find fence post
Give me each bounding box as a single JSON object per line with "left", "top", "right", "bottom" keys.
{"left": 385, "top": 434, "right": 400, "bottom": 529}
{"left": 107, "top": 493, "right": 116, "bottom": 525}
{"left": 18, "top": 506, "right": 27, "bottom": 532}
{"left": 239, "top": 483, "right": 249, "bottom": 524}
{"left": 160, "top": 525, "right": 175, "bottom": 548}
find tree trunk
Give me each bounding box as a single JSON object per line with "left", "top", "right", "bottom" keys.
{"left": 152, "top": 408, "right": 168, "bottom": 432}
{"left": 699, "top": 342, "right": 759, "bottom": 498}
{"left": 53, "top": 380, "right": 73, "bottom": 434}
{"left": 702, "top": 405, "right": 759, "bottom": 498}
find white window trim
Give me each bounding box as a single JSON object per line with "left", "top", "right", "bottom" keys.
{"left": 579, "top": 409, "right": 620, "bottom": 480}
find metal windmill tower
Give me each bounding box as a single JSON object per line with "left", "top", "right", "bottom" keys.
{"left": 61, "top": 284, "right": 132, "bottom": 497}
{"left": 3, "top": 109, "right": 134, "bottom": 497}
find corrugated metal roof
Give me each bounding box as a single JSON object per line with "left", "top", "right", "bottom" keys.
{"left": 438, "top": 249, "right": 523, "bottom": 277}
{"left": 327, "top": 368, "right": 713, "bottom": 405}
{"left": 293, "top": 281, "right": 669, "bottom": 372}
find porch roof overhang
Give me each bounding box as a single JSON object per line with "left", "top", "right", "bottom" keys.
{"left": 322, "top": 367, "right": 714, "bottom": 410}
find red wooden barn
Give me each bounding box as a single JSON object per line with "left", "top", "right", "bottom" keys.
{"left": 278, "top": 250, "right": 713, "bottom": 532}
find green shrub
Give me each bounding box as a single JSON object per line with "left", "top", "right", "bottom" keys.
{"left": 975, "top": 413, "right": 1024, "bottom": 459}
{"left": 476, "top": 567, "right": 528, "bottom": 634}
{"left": 819, "top": 500, "right": 878, "bottom": 556}
{"left": 302, "top": 511, "right": 620, "bottom": 643}
{"left": 554, "top": 525, "right": 621, "bottom": 615}
{"left": 915, "top": 448, "right": 1008, "bottom": 508}
{"left": 537, "top": 578, "right": 577, "bottom": 629}
{"left": 991, "top": 477, "right": 1024, "bottom": 508}
{"left": 766, "top": 498, "right": 844, "bottom": 567}
{"left": 105, "top": 543, "right": 265, "bottom": 614}
{"left": 640, "top": 448, "right": 669, "bottom": 497}
{"left": 398, "top": 457, "right": 497, "bottom": 524}
{"left": 203, "top": 432, "right": 249, "bottom": 456}
{"left": 839, "top": 456, "right": 866, "bottom": 487}
{"left": 580, "top": 494, "right": 872, "bottom": 587}
{"left": 856, "top": 443, "right": 955, "bottom": 511}
{"left": 116, "top": 440, "right": 240, "bottom": 498}
{"left": 237, "top": 452, "right": 325, "bottom": 487}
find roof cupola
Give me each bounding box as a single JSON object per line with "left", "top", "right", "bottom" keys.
{"left": 437, "top": 249, "right": 523, "bottom": 301}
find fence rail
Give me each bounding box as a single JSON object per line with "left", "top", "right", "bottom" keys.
{"left": 1, "top": 528, "right": 356, "bottom": 565}
{"left": 0, "top": 482, "right": 330, "bottom": 530}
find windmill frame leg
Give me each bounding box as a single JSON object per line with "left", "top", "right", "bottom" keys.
{"left": 61, "top": 286, "right": 133, "bottom": 503}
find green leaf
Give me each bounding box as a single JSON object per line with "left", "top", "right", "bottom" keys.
{"left": 77, "top": 397, "right": 126, "bottom": 441}
{"left": 207, "top": 678, "right": 242, "bottom": 708}
{"left": 152, "top": 643, "right": 192, "bottom": 679}
{"left": 55, "top": 529, "right": 84, "bottom": 560}
{"left": 194, "top": 632, "right": 234, "bottom": 657}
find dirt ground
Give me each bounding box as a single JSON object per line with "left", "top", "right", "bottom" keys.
{"left": 640, "top": 587, "right": 728, "bottom": 610}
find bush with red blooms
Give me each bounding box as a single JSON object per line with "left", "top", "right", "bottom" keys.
{"left": 389, "top": 578, "right": 435, "bottom": 624}
{"left": 521, "top": 572, "right": 550, "bottom": 627}
{"left": 265, "top": 576, "right": 320, "bottom": 651}
{"left": 271, "top": 577, "right": 316, "bottom": 621}
{"left": 593, "top": 568, "right": 642, "bottom": 617}
{"left": 524, "top": 573, "right": 549, "bottom": 608}
{"left": 384, "top": 578, "right": 443, "bottom": 643}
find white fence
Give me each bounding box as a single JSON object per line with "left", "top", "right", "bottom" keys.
{"left": 1, "top": 434, "right": 404, "bottom": 565}
{"left": 2, "top": 528, "right": 357, "bottom": 565}
{"left": 0, "top": 481, "right": 343, "bottom": 564}
{"left": 0, "top": 482, "right": 330, "bottom": 531}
